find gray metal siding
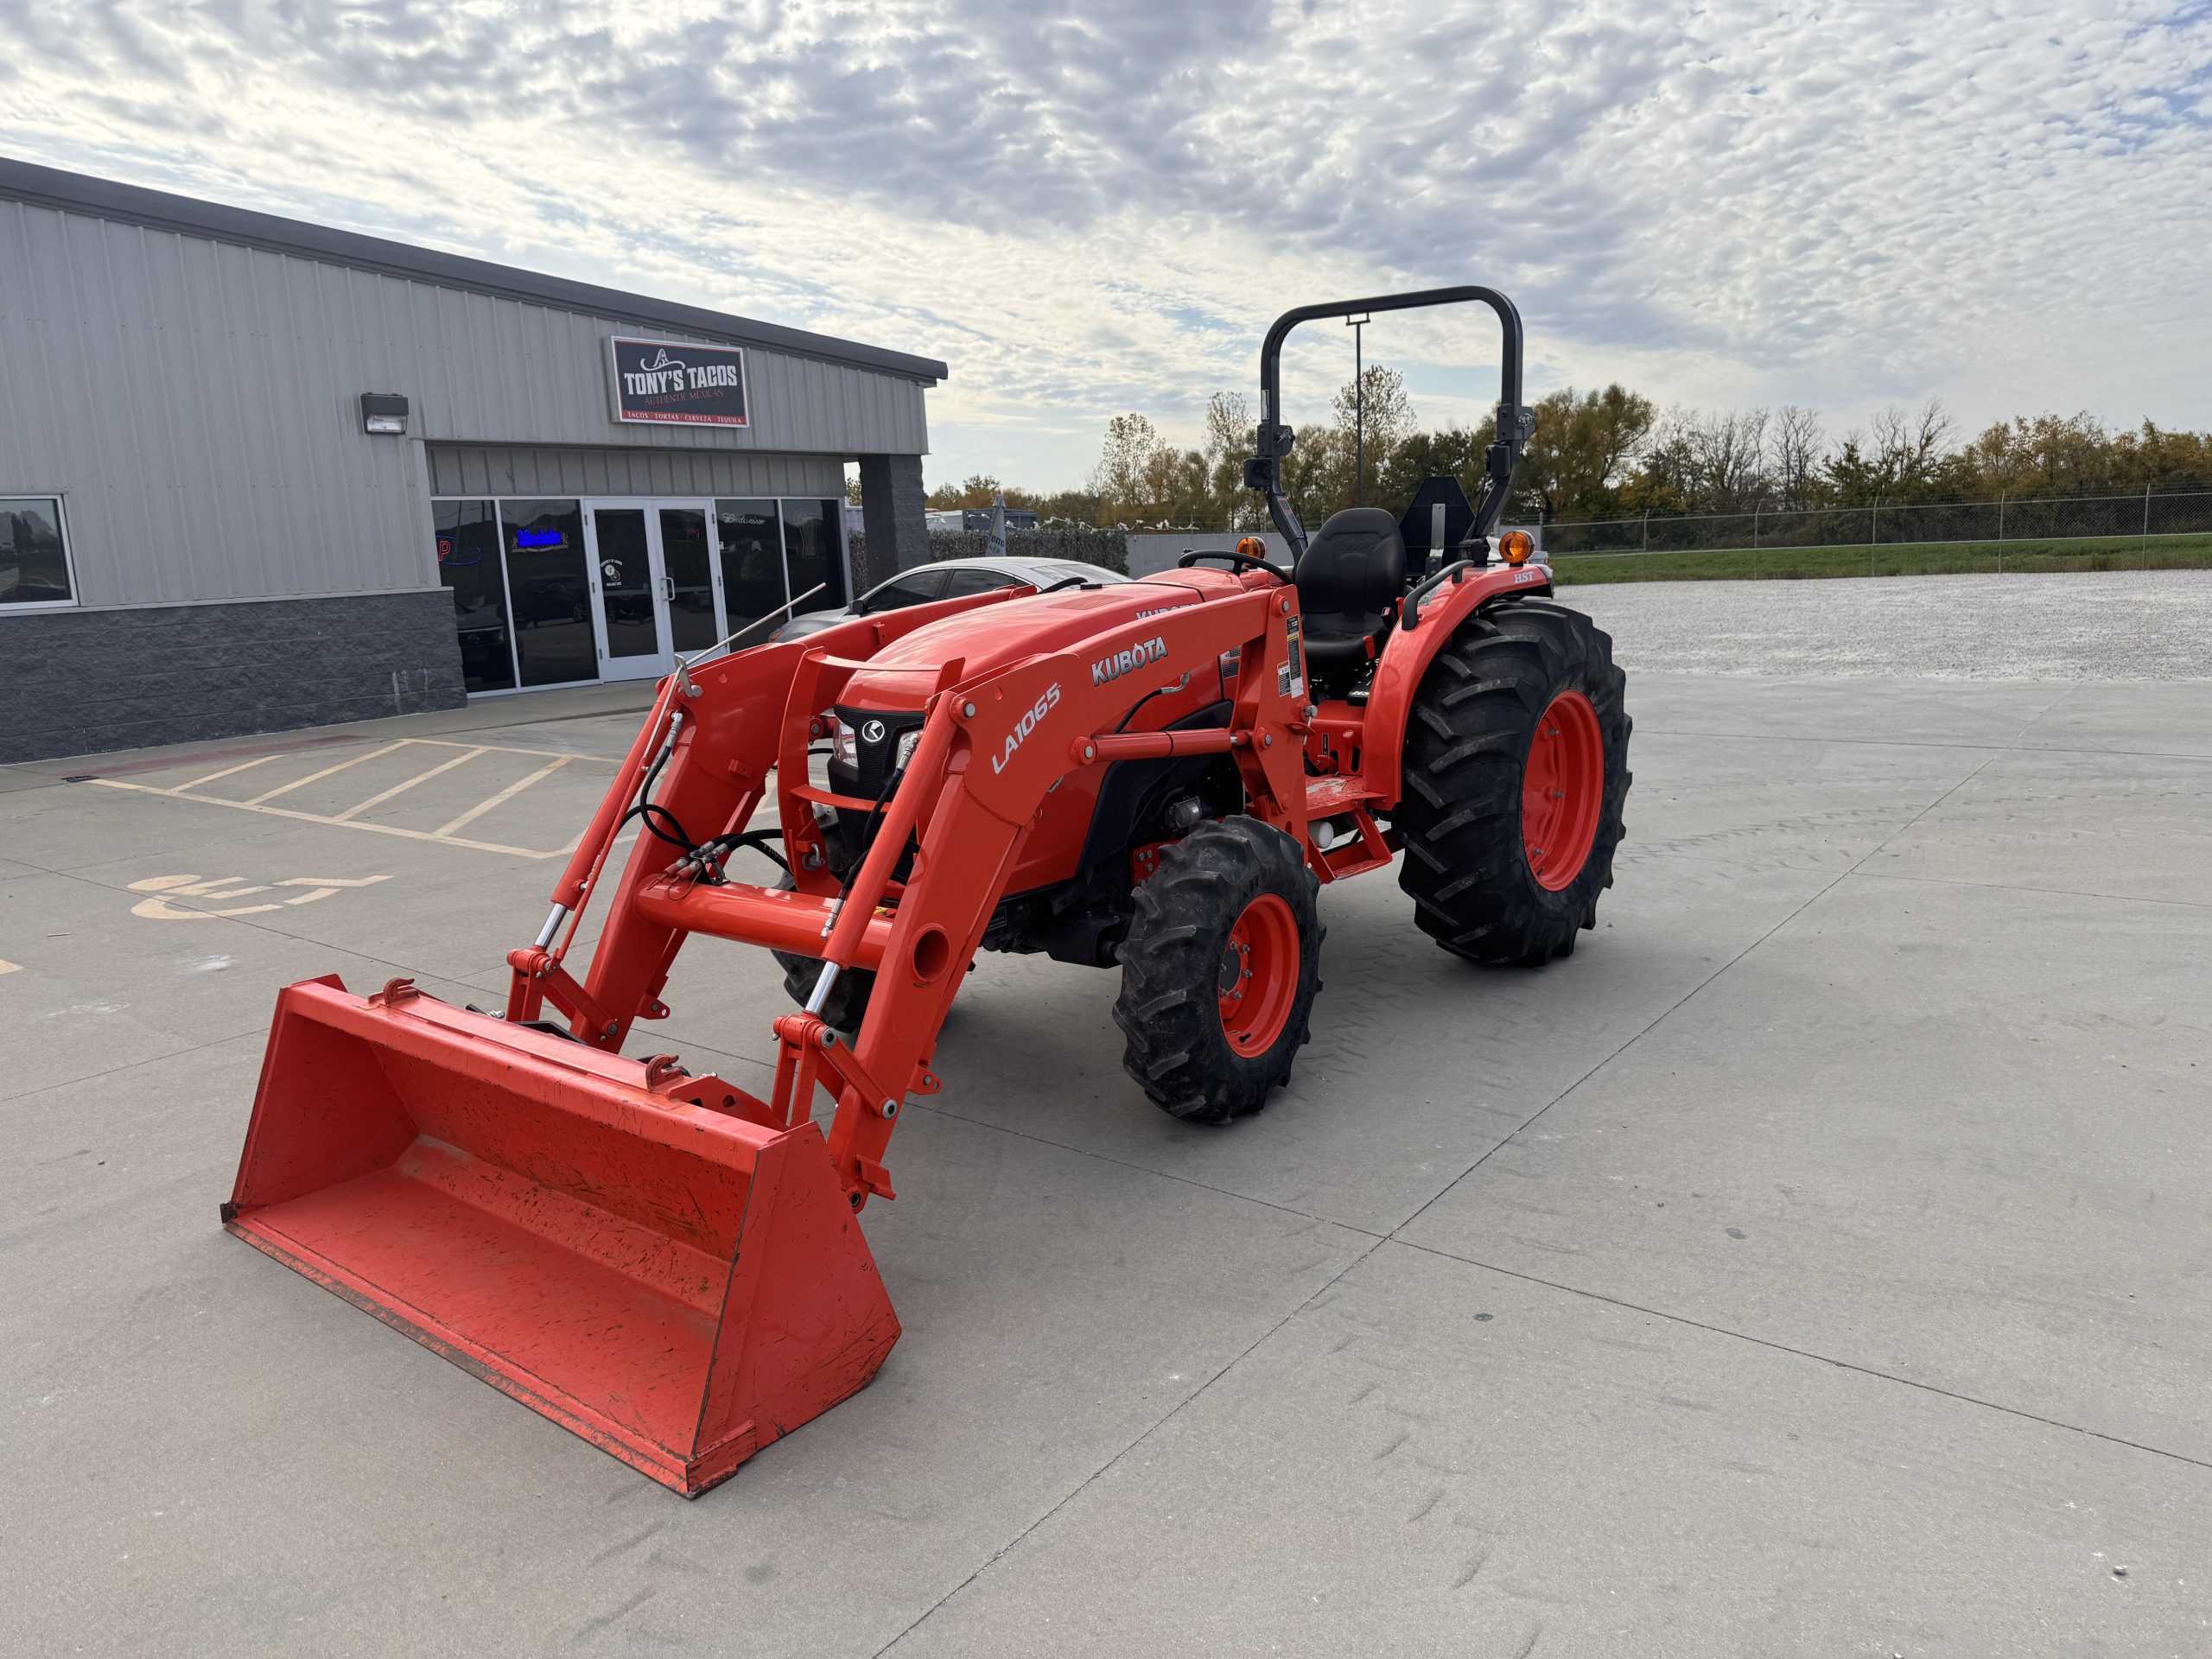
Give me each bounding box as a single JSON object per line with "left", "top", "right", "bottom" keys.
{"left": 0, "top": 156, "right": 947, "bottom": 383}
{"left": 0, "top": 198, "right": 929, "bottom": 608}
{"left": 426, "top": 447, "right": 844, "bottom": 499}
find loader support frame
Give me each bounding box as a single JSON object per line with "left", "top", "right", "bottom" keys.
{"left": 505, "top": 581, "right": 1308, "bottom": 1211}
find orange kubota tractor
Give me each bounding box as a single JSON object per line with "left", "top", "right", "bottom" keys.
{"left": 224, "top": 288, "right": 1630, "bottom": 1495}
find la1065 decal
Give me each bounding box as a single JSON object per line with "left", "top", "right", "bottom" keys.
{"left": 991, "top": 683, "right": 1062, "bottom": 774}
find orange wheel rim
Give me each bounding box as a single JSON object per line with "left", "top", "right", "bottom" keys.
{"left": 1218, "top": 893, "right": 1299, "bottom": 1052}
{"left": 1522, "top": 690, "right": 1604, "bottom": 892}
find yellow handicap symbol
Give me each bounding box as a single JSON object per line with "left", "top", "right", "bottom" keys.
{"left": 127, "top": 874, "right": 392, "bottom": 920}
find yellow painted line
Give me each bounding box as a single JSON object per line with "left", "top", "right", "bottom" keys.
{"left": 331, "top": 747, "right": 488, "bottom": 822}
{"left": 433, "top": 755, "right": 573, "bottom": 838}
{"left": 87, "top": 779, "right": 568, "bottom": 859}
{"left": 174, "top": 753, "right": 282, "bottom": 791}
{"left": 404, "top": 736, "right": 621, "bottom": 763}
{"left": 245, "top": 741, "right": 409, "bottom": 805}
{"left": 0, "top": 958, "right": 21, "bottom": 976}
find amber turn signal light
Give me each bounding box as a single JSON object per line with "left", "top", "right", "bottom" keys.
{"left": 1498, "top": 530, "right": 1535, "bottom": 565}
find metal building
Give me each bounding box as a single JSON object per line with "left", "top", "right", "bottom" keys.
{"left": 0, "top": 158, "right": 944, "bottom": 762}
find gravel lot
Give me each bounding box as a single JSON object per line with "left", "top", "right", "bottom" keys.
{"left": 1560, "top": 568, "right": 2212, "bottom": 680}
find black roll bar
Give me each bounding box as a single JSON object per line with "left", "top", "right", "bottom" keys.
{"left": 1244, "top": 286, "right": 1532, "bottom": 559}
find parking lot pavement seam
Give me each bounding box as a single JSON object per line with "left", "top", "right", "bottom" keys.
{"left": 0, "top": 1027, "right": 269, "bottom": 1107}
{"left": 903, "top": 1096, "right": 1393, "bottom": 1241}
{"left": 868, "top": 1232, "right": 1394, "bottom": 1658}
{"left": 1993, "top": 683, "right": 2103, "bottom": 749}
{"left": 1389, "top": 1238, "right": 2212, "bottom": 1476}
{"left": 1640, "top": 728, "right": 2212, "bottom": 764}
{"left": 7, "top": 801, "right": 316, "bottom": 876}
{"left": 1387, "top": 721, "right": 2035, "bottom": 1249}
{"left": 1853, "top": 866, "right": 2212, "bottom": 912}
{"left": 1630, "top": 726, "right": 2018, "bottom": 754}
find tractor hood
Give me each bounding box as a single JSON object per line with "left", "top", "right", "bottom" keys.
{"left": 838, "top": 574, "right": 1229, "bottom": 710}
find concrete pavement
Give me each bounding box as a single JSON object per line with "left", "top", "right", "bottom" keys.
{"left": 3, "top": 646, "right": 2208, "bottom": 1655}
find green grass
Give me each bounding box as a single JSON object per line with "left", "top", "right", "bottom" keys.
{"left": 1548, "top": 532, "right": 2212, "bottom": 584}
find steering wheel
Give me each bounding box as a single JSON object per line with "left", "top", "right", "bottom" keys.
{"left": 1176, "top": 548, "right": 1294, "bottom": 582}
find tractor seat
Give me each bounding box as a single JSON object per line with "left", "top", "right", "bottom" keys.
{"left": 1294, "top": 507, "right": 1408, "bottom": 683}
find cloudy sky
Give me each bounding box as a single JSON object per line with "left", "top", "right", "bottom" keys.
{"left": 3, "top": 1, "right": 2207, "bottom": 488}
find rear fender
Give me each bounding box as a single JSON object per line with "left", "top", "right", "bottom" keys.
{"left": 1364, "top": 563, "right": 1554, "bottom": 806}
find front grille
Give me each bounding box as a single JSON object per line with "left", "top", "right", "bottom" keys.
{"left": 830, "top": 704, "right": 927, "bottom": 801}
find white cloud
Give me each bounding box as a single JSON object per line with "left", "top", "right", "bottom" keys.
{"left": 2, "top": 0, "right": 2207, "bottom": 487}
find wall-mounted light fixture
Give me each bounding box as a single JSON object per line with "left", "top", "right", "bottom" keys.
{"left": 359, "top": 392, "right": 410, "bottom": 435}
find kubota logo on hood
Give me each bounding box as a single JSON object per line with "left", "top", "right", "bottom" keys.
{"left": 1092, "top": 636, "right": 1168, "bottom": 688}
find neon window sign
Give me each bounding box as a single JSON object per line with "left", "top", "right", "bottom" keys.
{"left": 514, "top": 528, "right": 566, "bottom": 550}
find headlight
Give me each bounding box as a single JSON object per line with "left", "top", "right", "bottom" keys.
{"left": 831, "top": 718, "right": 857, "bottom": 769}
{"left": 893, "top": 728, "right": 922, "bottom": 772}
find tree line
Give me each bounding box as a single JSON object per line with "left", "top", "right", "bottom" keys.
{"left": 920, "top": 374, "right": 2212, "bottom": 531}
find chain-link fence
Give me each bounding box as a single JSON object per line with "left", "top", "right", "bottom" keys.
{"left": 1547, "top": 488, "right": 2212, "bottom": 557}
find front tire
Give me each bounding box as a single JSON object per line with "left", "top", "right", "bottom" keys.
{"left": 1114, "top": 816, "right": 1323, "bottom": 1124}
{"left": 1395, "top": 598, "right": 1630, "bottom": 964}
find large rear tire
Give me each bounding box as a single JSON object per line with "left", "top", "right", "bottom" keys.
{"left": 1395, "top": 597, "right": 1630, "bottom": 964}
{"left": 1114, "top": 816, "right": 1323, "bottom": 1124}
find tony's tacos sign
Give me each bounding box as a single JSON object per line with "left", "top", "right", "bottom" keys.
{"left": 607, "top": 336, "right": 750, "bottom": 428}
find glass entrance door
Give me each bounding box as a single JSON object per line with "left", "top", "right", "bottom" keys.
{"left": 657, "top": 505, "right": 721, "bottom": 657}
{"left": 583, "top": 499, "right": 721, "bottom": 682}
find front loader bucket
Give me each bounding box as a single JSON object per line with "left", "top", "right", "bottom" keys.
{"left": 223, "top": 977, "right": 900, "bottom": 1497}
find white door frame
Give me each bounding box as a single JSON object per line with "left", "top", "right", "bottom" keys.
{"left": 583, "top": 498, "right": 716, "bottom": 681}
{"left": 654, "top": 499, "right": 724, "bottom": 661}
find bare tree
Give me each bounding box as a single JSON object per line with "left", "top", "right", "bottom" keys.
{"left": 1330, "top": 366, "right": 1414, "bottom": 507}
{"left": 1771, "top": 405, "right": 1825, "bottom": 510}
{"left": 1865, "top": 398, "right": 1954, "bottom": 491}
{"left": 1090, "top": 413, "right": 1162, "bottom": 523}
{"left": 1681, "top": 408, "right": 1769, "bottom": 512}
{"left": 1202, "top": 391, "right": 1255, "bottom": 529}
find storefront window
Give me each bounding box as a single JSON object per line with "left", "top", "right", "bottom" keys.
{"left": 500, "top": 499, "right": 594, "bottom": 687}
{"left": 715, "top": 499, "right": 787, "bottom": 640}
{"left": 0, "top": 498, "right": 73, "bottom": 607}
{"left": 779, "top": 499, "right": 848, "bottom": 613}
{"left": 435, "top": 499, "right": 514, "bottom": 692}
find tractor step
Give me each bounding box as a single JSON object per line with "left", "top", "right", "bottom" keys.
{"left": 1304, "top": 773, "right": 1379, "bottom": 817}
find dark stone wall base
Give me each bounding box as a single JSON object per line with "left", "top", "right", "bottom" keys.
{"left": 2, "top": 591, "right": 468, "bottom": 763}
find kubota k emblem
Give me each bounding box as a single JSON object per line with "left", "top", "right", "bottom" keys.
{"left": 1093, "top": 636, "right": 1168, "bottom": 688}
